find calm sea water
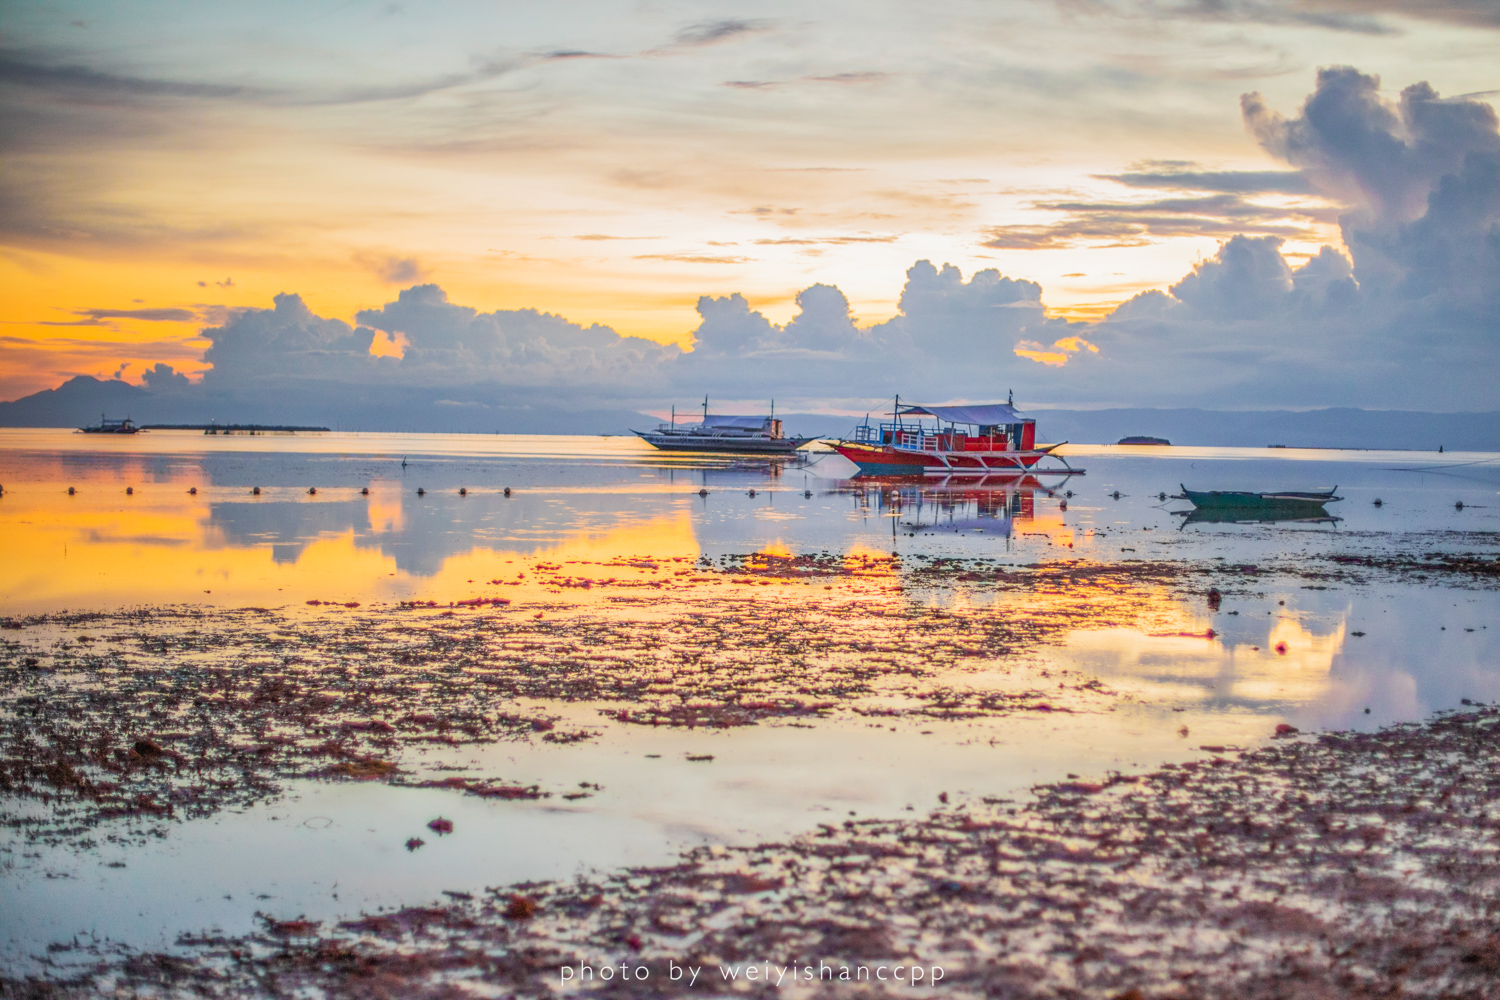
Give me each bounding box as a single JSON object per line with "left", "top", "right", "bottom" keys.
{"left": 2, "top": 429, "right": 1498, "bottom": 964}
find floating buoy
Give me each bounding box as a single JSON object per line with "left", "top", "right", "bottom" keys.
{"left": 1059, "top": 500, "right": 1067, "bottom": 511}
{"left": 252, "top": 486, "right": 261, "bottom": 495}
{"left": 67, "top": 486, "right": 76, "bottom": 496}
{"left": 804, "top": 490, "right": 812, "bottom": 498}
{"left": 125, "top": 487, "right": 133, "bottom": 495}
{"left": 1157, "top": 492, "right": 1167, "bottom": 501}
{"left": 459, "top": 487, "right": 467, "bottom": 496}
{"left": 361, "top": 487, "right": 369, "bottom": 496}
{"left": 503, "top": 487, "right": 512, "bottom": 497}
{"left": 1373, "top": 498, "right": 1383, "bottom": 507}
{"left": 1110, "top": 491, "right": 1122, "bottom": 499}
{"left": 698, "top": 488, "right": 708, "bottom": 497}
{"left": 308, "top": 487, "right": 317, "bottom": 495}
{"left": 747, "top": 489, "right": 756, "bottom": 497}
{"left": 417, "top": 488, "right": 425, "bottom": 496}
{"left": 1456, "top": 500, "right": 1465, "bottom": 510}
{"left": 1065, "top": 490, "right": 1074, "bottom": 498}
{"left": 188, "top": 487, "right": 197, "bottom": 495}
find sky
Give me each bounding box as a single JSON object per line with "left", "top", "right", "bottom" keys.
{"left": 2, "top": 0, "right": 1498, "bottom": 415}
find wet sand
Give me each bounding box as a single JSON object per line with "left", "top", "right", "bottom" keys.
{"left": 4, "top": 538, "right": 1499, "bottom": 997}
{"left": 9, "top": 707, "right": 1499, "bottom": 998}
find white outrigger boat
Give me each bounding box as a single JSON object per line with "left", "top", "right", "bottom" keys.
{"left": 633, "top": 398, "right": 813, "bottom": 455}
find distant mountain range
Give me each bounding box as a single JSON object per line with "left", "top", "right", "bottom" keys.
{"left": 2, "top": 375, "right": 1496, "bottom": 451}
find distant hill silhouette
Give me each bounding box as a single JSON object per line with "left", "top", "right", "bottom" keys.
{"left": 2, "top": 376, "right": 1496, "bottom": 450}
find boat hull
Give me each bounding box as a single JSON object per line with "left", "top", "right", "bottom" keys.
{"left": 1180, "top": 485, "right": 1340, "bottom": 511}
{"left": 833, "top": 441, "right": 1061, "bottom": 476}
{"left": 634, "top": 430, "right": 809, "bottom": 455}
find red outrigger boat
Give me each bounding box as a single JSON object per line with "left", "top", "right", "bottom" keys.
{"left": 832, "top": 396, "right": 1082, "bottom": 477}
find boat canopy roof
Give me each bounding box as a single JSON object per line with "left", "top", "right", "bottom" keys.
{"left": 897, "top": 402, "right": 1028, "bottom": 425}
{"left": 701, "top": 414, "right": 771, "bottom": 429}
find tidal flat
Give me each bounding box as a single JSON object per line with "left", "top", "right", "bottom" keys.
{"left": 2, "top": 431, "right": 1498, "bottom": 996}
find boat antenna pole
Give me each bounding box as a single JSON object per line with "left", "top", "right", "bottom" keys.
{"left": 671, "top": 405, "right": 675, "bottom": 428}
{"left": 1008, "top": 388, "right": 1013, "bottom": 406}
{"left": 894, "top": 394, "right": 900, "bottom": 430}
{"left": 703, "top": 395, "right": 709, "bottom": 424}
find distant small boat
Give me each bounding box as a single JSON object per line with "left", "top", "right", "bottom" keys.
{"left": 1177, "top": 485, "right": 1341, "bottom": 511}
{"left": 79, "top": 414, "right": 139, "bottom": 434}
{"left": 1118, "top": 435, "right": 1170, "bottom": 446}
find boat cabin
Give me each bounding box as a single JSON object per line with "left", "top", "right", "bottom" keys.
{"left": 852, "top": 402, "right": 1036, "bottom": 453}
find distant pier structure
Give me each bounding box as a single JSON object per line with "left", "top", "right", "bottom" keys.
{"left": 141, "top": 424, "right": 331, "bottom": 435}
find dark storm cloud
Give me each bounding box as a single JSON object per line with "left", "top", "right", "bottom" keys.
{"left": 1055, "top": 0, "right": 1393, "bottom": 32}
{"left": 669, "top": 20, "right": 768, "bottom": 48}
{"left": 0, "top": 49, "right": 273, "bottom": 101}
{"left": 77, "top": 307, "right": 197, "bottom": 322}
{"left": 1099, "top": 167, "right": 1313, "bottom": 194}
{"left": 981, "top": 193, "right": 1315, "bottom": 249}
{"left": 0, "top": 45, "right": 548, "bottom": 109}
{"left": 1334, "top": 0, "right": 1500, "bottom": 28}
{"left": 355, "top": 253, "right": 429, "bottom": 285}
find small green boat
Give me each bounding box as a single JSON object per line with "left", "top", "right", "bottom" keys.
{"left": 1178, "top": 484, "right": 1340, "bottom": 511}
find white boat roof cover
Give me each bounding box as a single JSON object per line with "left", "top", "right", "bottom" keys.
{"left": 898, "top": 402, "right": 1028, "bottom": 425}
{"left": 701, "top": 414, "right": 771, "bottom": 429}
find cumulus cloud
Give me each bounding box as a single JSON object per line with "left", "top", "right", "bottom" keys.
{"left": 1243, "top": 66, "right": 1500, "bottom": 306}
{"left": 15, "top": 67, "right": 1495, "bottom": 419}
{"left": 676, "top": 260, "right": 1064, "bottom": 398}
{"left": 1070, "top": 69, "right": 1497, "bottom": 407}
{"left": 352, "top": 284, "right": 679, "bottom": 387}
{"left": 140, "top": 362, "right": 192, "bottom": 391}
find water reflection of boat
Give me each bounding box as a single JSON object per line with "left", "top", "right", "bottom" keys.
{"left": 79, "top": 414, "right": 140, "bottom": 434}
{"left": 633, "top": 398, "right": 813, "bottom": 455}
{"left": 1174, "top": 507, "right": 1342, "bottom": 527}
{"left": 837, "top": 473, "right": 1051, "bottom": 536}
{"left": 832, "top": 395, "right": 1081, "bottom": 477}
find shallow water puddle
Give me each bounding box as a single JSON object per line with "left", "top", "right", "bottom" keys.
{"left": 2, "top": 431, "right": 1496, "bottom": 974}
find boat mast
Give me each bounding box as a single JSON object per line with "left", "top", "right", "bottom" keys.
{"left": 703, "top": 395, "right": 709, "bottom": 424}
